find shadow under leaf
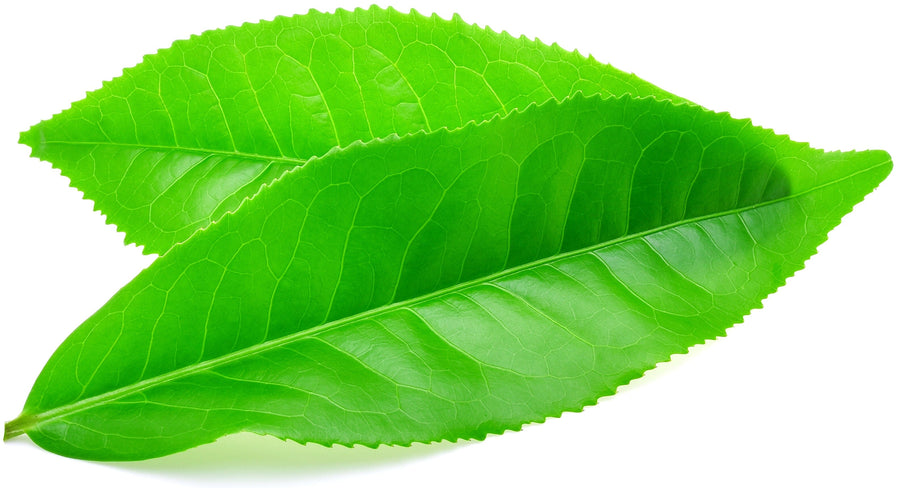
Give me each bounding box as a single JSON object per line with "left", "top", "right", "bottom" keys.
{"left": 113, "top": 432, "right": 468, "bottom": 479}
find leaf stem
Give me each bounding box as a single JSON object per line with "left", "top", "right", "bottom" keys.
{"left": 3, "top": 415, "right": 33, "bottom": 441}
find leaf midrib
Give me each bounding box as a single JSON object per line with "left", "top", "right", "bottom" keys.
{"left": 11, "top": 158, "right": 888, "bottom": 436}
{"left": 28, "top": 139, "right": 309, "bottom": 167}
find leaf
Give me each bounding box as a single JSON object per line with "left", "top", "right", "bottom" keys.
{"left": 18, "top": 6, "right": 680, "bottom": 256}
{"left": 5, "top": 94, "right": 891, "bottom": 460}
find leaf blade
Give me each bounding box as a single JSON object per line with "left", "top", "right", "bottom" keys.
{"left": 20, "top": 6, "right": 681, "bottom": 255}
{"left": 10, "top": 95, "right": 891, "bottom": 460}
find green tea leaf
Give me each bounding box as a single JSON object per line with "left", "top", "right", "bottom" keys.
{"left": 19, "top": 6, "right": 679, "bottom": 255}
{"left": 6, "top": 94, "right": 890, "bottom": 460}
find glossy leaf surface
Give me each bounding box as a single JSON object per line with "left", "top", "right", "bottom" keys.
{"left": 7, "top": 95, "right": 891, "bottom": 460}
{"left": 19, "top": 6, "right": 679, "bottom": 255}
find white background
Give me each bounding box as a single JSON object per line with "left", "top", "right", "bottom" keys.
{"left": 1, "top": 1, "right": 897, "bottom": 486}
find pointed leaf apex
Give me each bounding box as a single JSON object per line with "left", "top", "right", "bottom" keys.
{"left": 18, "top": 126, "right": 37, "bottom": 148}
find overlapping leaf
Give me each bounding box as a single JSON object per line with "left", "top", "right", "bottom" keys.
{"left": 7, "top": 93, "right": 891, "bottom": 459}
{"left": 20, "top": 6, "right": 679, "bottom": 255}
{"left": 5, "top": 7, "right": 891, "bottom": 462}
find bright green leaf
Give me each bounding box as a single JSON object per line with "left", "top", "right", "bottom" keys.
{"left": 5, "top": 94, "right": 890, "bottom": 460}
{"left": 19, "top": 6, "right": 680, "bottom": 255}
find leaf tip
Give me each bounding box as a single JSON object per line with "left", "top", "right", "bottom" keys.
{"left": 17, "top": 126, "right": 38, "bottom": 151}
